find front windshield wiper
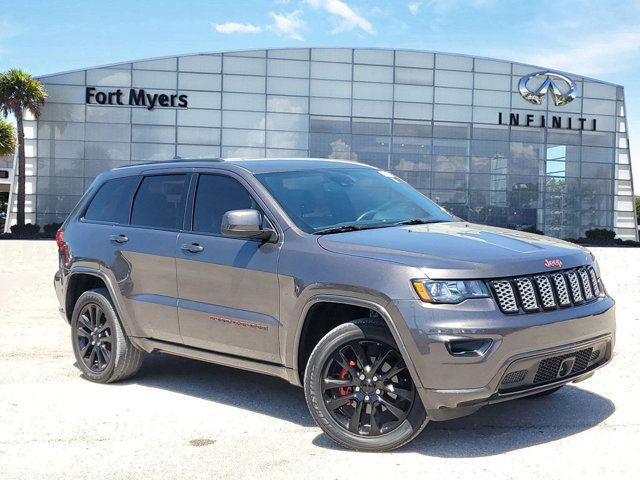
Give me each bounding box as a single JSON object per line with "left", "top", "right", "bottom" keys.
{"left": 393, "top": 219, "right": 448, "bottom": 226}
{"left": 314, "top": 219, "right": 450, "bottom": 235}
{"left": 313, "top": 224, "right": 388, "bottom": 235}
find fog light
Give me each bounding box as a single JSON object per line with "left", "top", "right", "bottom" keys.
{"left": 447, "top": 338, "right": 493, "bottom": 357}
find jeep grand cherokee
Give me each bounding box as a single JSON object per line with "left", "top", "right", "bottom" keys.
{"left": 54, "top": 158, "right": 615, "bottom": 451}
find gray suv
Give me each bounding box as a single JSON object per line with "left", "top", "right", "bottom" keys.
{"left": 54, "top": 159, "right": 615, "bottom": 451}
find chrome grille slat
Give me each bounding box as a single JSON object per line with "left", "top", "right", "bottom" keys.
{"left": 566, "top": 270, "right": 584, "bottom": 303}
{"left": 534, "top": 275, "right": 556, "bottom": 309}
{"left": 579, "top": 268, "right": 594, "bottom": 300}
{"left": 551, "top": 273, "right": 571, "bottom": 306}
{"left": 491, "top": 265, "right": 599, "bottom": 314}
{"left": 491, "top": 280, "right": 518, "bottom": 313}
{"left": 587, "top": 266, "right": 601, "bottom": 296}
{"left": 514, "top": 277, "right": 539, "bottom": 311}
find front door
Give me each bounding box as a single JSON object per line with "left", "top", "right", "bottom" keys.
{"left": 176, "top": 173, "right": 281, "bottom": 363}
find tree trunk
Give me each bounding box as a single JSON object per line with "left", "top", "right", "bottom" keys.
{"left": 16, "top": 111, "right": 26, "bottom": 227}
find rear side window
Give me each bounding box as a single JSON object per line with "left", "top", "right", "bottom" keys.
{"left": 131, "top": 175, "right": 188, "bottom": 230}
{"left": 84, "top": 176, "right": 139, "bottom": 224}
{"left": 193, "top": 174, "right": 259, "bottom": 234}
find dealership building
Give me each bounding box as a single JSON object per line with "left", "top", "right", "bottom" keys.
{"left": 4, "top": 48, "right": 637, "bottom": 240}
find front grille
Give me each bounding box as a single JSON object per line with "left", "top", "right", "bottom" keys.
{"left": 490, "top": 265, "right": 601, "bottom": 314}
{"left": 502, "top": 369, "right": 528, "bottom": 385}
{"left": 533, "top": 348, "right": 593, "bottom": 384}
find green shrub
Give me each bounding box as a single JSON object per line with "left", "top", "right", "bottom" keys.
{"left": 10, "top": 223, "right": 41, "bottom": 235}
{"left": 43, "top": 222, "right": 62, "bottom": 235}
{"left": 584, "top": 228, "right": 616, "bottom": 242}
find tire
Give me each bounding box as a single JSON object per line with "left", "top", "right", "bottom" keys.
{"left": 304, "top": 319, "right": 428, "bottom": 451}
{"left": 525, "top": 385, "right": 564, "bottom": 399}
{"left": 71, "top": 288, "right": 143, "bottom": 383}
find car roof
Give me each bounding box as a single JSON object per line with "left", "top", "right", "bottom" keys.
{"left": 109, "top": 158, "right": 375, "bottom": 176}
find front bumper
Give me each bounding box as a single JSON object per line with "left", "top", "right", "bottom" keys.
{"left": 390, "top": 295, "right": 615, "bottom": 421}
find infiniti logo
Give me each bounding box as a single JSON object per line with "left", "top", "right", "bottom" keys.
{"left": 518, "top": 71, "right": 577, "bottom": 106}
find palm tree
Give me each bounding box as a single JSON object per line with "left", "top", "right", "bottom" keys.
{"left": 0, "top": 69, "right": 47, "bottom": 226}
{"left": 0, "top": 118, "right": 16, "bottom": 156}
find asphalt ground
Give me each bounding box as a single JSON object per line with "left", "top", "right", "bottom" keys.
{"left": 0, "top": 241, "right": 638, "bottom": 479}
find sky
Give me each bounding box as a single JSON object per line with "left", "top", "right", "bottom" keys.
{"left": 1, "top": 0, "right": 639, "bottom": 188}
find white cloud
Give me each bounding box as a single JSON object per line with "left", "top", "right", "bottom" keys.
{"left": 213, "top": 22, "right": 262, "bottom": 34}
{"left": 305, "top": 0, "right": 373, "bottom": 34}
{"left": 524, "top": 31, "right": 640, "bottom": 77}
{"left": 268, "top": 10, "right": 305, "bottom": 41}
{"left": 408, "top": 2, "right": 421, "bottom": 15}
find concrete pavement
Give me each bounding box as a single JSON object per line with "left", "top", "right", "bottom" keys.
{"left": 0, "top": 241, "right": 638, "bottom": 479}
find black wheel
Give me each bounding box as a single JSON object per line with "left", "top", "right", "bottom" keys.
{"left": 304, "top": 319, "right": 428, "bottom": 451}
{"left": 526, "top": 385, "right": 564, "bottom": 399}
{"left": 71, "top": 288, "right": 143, "bottom": 383}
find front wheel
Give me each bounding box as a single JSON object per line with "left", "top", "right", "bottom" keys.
{"left": 304, "top": 319, "right": 428, "bottom": 451}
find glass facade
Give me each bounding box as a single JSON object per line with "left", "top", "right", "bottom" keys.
{"left": 9, "top": 48, "right": 637, "bottom": 240}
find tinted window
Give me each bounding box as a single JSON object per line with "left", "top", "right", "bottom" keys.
{"left": 131, "top": 175, "right": 188, "bottom": 230}
{"left": 256, "top": 167, "right": 453, "bottom": 233}
{"left": 84, "top": 176, "right": 139, "bottom": 224}
{"left": 193, "top": 175, "right": 259, "bottom": 234}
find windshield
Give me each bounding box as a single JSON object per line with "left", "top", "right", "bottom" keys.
{"left": 255, "top": 167, "right": 454, "bottom": 234}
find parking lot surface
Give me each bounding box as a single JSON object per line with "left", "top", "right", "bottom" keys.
{"left": 0, "top": 241, "right": 639, "bottom": 479}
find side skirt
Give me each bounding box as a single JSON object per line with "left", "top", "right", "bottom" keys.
{"left": 134, "top": 337, "right": 297, "bottom": 383}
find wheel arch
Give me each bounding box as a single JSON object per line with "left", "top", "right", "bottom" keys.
{"left": 292, "top": 295, "right": 422, "bottom": 388}
{"left": 65, "top": 267, "right": 136, "bottom": 339}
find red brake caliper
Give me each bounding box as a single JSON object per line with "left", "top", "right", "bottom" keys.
{"left": 338, "top": 360, "right": 357, "bottom": 396}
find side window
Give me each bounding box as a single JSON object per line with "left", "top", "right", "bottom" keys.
{"left": 84, "top": 176, "right": 139, "bottom": 224}
{"left": 193, "top": 174, "right": 259, "bottom": 234}
{"left": 131, "top": 174, "right": 188, "bottom": 230}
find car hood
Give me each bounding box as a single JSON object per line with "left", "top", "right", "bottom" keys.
{"left": 317, "top": 222, "right": 592, "bottom": 279}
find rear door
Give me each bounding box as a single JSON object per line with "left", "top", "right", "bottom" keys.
{"left": 176, "top": 171, "right": 281, "bottom": 363}
{"left": 87, "top": 173, "right": 189, "bottom": 344}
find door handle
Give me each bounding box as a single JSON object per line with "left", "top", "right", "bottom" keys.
{"left": 181, "top": 243, "right": 204, "bottom": 253}
{"left": 109, "top": 234, "right": 129, "bottom": 244}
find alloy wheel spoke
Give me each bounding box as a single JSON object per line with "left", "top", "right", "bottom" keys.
{"left": 335, "top": 351, "right": 359, "bottom": 379}
{"left": 323, "top": 378, "right": 356, "bottom": 390}
{"left": 379, "top": 397, "right": 405, "bottom": 420}
{"left": 350, "top": 343, "right": 370, "bottom": 371}
{"left": 79, "top": 341, "right": 91, "bottom": 355}
{"left": 325, "top": 393, "right": 356, "bottom": 411}
{"left": 87, "top": 347, "right": 97, "bottom": 366}
{"left": 369, "top": 402, "right": 381, "bottom": 436}
{"left": 348, "top": 400, "right": 364, "bottom": 433}
{"left": 95, "top": 311, "right": 104, "bottom": 330}
{"left": 370, "top": 349, "right": 391, "bottom": 376}
{"left": 95, "top": 346, "right": 104, "bottom": 368}
{"left": 77, "top": 327, "right": 91, "bottom": 339}
{"left": 381, "top": 360, "right": 407, "bottom": 382}
{"left": 385, "top": 385, "right": 413, "bottom": 400}
{"left": 100, "top": 344, "right": 111, "bottom": 365}
{"left": 79, "top": 314, "right": 92, "bottom": 331}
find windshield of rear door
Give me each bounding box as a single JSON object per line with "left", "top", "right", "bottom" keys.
{"left": 255, "top": 167, "right": 454, "bottom": 234}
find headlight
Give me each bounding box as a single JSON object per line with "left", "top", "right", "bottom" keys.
{"left": 412, "top": 279, "right": 490, "bottom": 304}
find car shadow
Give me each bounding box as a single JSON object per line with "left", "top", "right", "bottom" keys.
{"left": 124, "top": 353, "right": 315, "bottom": 427}
{"left": 117, "top": 353, "right": 615, "bottom": 456}
{"left": 313, "top": 384, "right": 616, "bottom": 456}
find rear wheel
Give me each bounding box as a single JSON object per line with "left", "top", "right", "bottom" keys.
{"left": 304, "top": 319, "right": 428, "bottom": 451}
{"left": 71, "top": 288, "right": 143, "bottom": 383}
